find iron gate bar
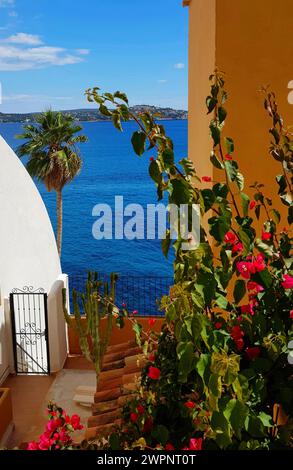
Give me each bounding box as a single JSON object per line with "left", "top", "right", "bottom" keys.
{"left": 10, "top": 287, "right": 50, "bottom": 375}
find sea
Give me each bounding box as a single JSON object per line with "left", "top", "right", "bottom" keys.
{"left": 0, "top": 120, "right": 188, "bottom": 314}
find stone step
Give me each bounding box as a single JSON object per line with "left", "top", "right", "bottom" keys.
{"left": 97, "top": 375, "right": 123, "bottom": 392}
{"left": 103, "top": 346, "right": 142, "bottom": 364}
{"left": 94, "top": 387, "right": 122, "bottom": 403}
{"left": 106, "top": 340, "right": 137, "bottom": 354}
{"left": 88, "top": 409, "right": 122, "bottom": 428}
{"left": 85, "top": 419, "right": 122, "bottom": 440}
{"left": 101, "top": 359, "right": 125, "bottom": 371}
{"left": 92, "top": 399, "right": 118, "bottom": 415}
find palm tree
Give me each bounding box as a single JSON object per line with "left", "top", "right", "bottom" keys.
{"left": 16, "top": 110, "right": 87, "bottom": 256}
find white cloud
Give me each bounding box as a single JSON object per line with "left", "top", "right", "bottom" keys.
{"left": 4, "top": 32, "right": 43, "bottom": 45}
{"left": 0, "top": 33, "right": 89, "bottom": 71}
{"left": 174, "top": 63, "right": 185, "bottom": 69}
{"left": 0, "top": 0, "right": 15, "bottom": 7}
{"left": 76, "top": 48, "right": 90, "bottom": 55}
{"left": 158, "top": 79, "right": 167, "bottom": 84}
{"left": 8, "top": 10, "right": 17, "bottom": 17}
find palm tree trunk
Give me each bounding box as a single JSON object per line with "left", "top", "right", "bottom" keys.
{"left": 56, "top": 189, "right": 63, "bottom": 256}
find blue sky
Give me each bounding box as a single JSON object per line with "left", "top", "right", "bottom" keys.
{"left": 0, "top": 0, "right": 188, "bottom": 113}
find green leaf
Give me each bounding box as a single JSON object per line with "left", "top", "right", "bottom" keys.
{"left": 218, "top": 106, "right": 227, "bottom": 124}
{"left": 209, "top": 216, "right": 231, "bottom": 242}
{"left": 162, "top": 231, "right": 171, "bottom": 258}
{"left": 170, "top": 179, "right": 191, "bottom": 205}
{"left": 211, "top": 411, "right": 231, "bottom": 449}
{"left": 131, "top": 131, "right": 146, "bottom": 156}
{"left": 213, "top": 183, "right": 229, "bottom": 199}
{"left": 240, "top": 193, "right": 250, "bottom": 217}
{"left": 271, "top": 209, "right": 281, "bottom": 224}
{"left": 151, "top": 425, "right": 169, "bottom": 446}
{"left": 209, "top": 373, "right": 222, "bottom": 398}
{"left": 210, "top": 152, "right": 224, "bottom": 169}
{"left": 215, "top": 293, "right": 228, "bottom": 309}
{"left": 210, "top": 123, "right": 221, "bottom": 146}
{"left": 196, "top": 353, "right": 210, "bottom": 387}
{"left": 224, "top": 160, "right": 238, "bottom": 182}
{"left": 132, "top": 322, "right": 142, "bottom": 346}
{"left": 235, "top": 171, "right": 244, "bottom": 190}
{"left": 258, "top": 412, "right": 273, "bottom": 428}
{"left": 224, "top": 400, "right": 248, "bottom": 439}
{"left": 161, "top": 148, "right": 174, "bottom": 167}
{"left": 112, "top": 112, "right": 122, "bottom": 131}
{"left": 104, "top": 92, "right": 114, "bottom": 103}
{"left": 109, "top": 433, "right": 121, "bottom": 450}
{"left": 99, "top": 104, "right": 112, "bottom": 116}
{"left": 233, "top": 279, "right": 246, "bottom": 304}
{"left": 149, "top": 159, "right": 161, "bottom": 184}
{"left": 201, "top": 188, "right": 215, "bottom": 211}
{"left": 237, "top": 229, "right": 251, "bottom": 255}
{"left": 276, "top": 174, "right": 287, "bottom": 194}
{"left": 113, "top": 90, "right": 129, "bottom": 104}
{"left": 177, "top": 341, "right": 195, "bottom": 383}
{"left": 206, "top": 96, "right": 217, "bottom": 113}
{"left": 225, "top": 137, "right": 234, "bottom": 154}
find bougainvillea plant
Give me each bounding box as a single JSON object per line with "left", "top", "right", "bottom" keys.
{"left": 27, "top": 402, "right": 84, "bottom": 450}
{"left": 86, "top": 72, "right": 293, "bottom": 450}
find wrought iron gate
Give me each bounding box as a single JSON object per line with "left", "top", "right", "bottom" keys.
{"left": 10, "top": 287, "right": 50, "bottom": 375}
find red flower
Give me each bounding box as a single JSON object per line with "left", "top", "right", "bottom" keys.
{"left": 262, "top": 231, "right": 272, "bottom": 242}
{"left": 148, "top": 318, "right": 156, "bottom": 327}
{"left": 189, "top": 438, "right": 203, "bottom": 451}
{"left": 231, "top": 325, "right": 244, "bottom": 341}
{"left": 148, "top": 353, "right": 156, "bottom": 362}
{"left": 165, "top": 443, "right": 175, "bottom": 450}
{"left": 71, "top": 414, "right": 83, "bottom": 431}
{"left": 253, "top": 254, "right": 266, "bottom": 273}
{"left": 143, "top": 416, "right": 153, "bottom": 434}
{"left": 247, "top": 281, "right": 264, "bottom": 293}
{"left": 150, "top": 156, "right": 154, "bottom": 162}
{"left": 130, "top": 412, "right": 138, "bottom": 423}
{"left": 148, "top": 366, "right": 161, "bottom": 380}
{"left": 225, "top": 154, "right": 233, "bottom": 160}
{"left": 224, "top": 231, "right": 237, "bottom": 244}
{"left": 236, "top": 261, "right": 253, "bottom": 279}
{"left": 137, "top": 405, "right": 145, "bottom": 415}
{"left": 245, "top": 347, "right": 261, "bottom": 360}
{"left": 240, "top": 303, "right": 255, "bottom": 316}
{"left": 281, "top": 274, "right": 293, "bottom": 289}
{"left": 235, "top": 338, "right": 244, "bottom": 351}
{"left": 184, "top": 400, "right": 195, "bottom": 409}
{"left": 290, "top": 310, "right": 293, "bottom": 319}
{"left": 232, "top": 242, "right": 244, "bottom": 254}
{"left": 215, "top": 322, "right": 222, "bottom": 330}
{"left": 249, "top": 200, "right": 256, "bottom": 210}
{"left": 201, "top": 176, "right": 212, "bottom": 182}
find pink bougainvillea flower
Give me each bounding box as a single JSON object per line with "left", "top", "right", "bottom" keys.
{"left": 149, "top": 156, "right": 154, "bottom": 162}
{"left": 201, "top": 176, "right": 212, "bottom": 182}
{"left": 245, "top": 347, "right": 261, "bottom": 360}
{"left": 230, "top": 325, "right": 244, "bottom": 341}
{"left": 249, "top": 200, "right": 256, "bottom": 210}
{"left": 148, "top": 353, "right": 156, "bottom": 362}
{"left": 148, "top": 318, "right": 156, "bottom": 327}
{"left": 38, "top": 433, "right": 54, "bottom": 451}
{"left": 290, "top": 310, "right": 293, "bottom": 319}
{"left": 122, "top": 302, "right": 126, "bottom": 308}
{"left": 71, "top": 414, "right": 83, "bottom": 431}
{"left": 247, "top": 281, "right": 264, "bottom": 293}
{"left": 184, "top": 400, "right": 195, "bottom": 409}
{"left": 189, "top": 438, "right": 203, "bottom": 451}
{"left": 27, "top": 441, "right": 39, "bottom": 450}
{"left": 232, "top": 242, "right": 244, "bottom": 254}
{"left": 262, "top": 231, "right": 272, "bottom": 242}
{"left": 165, "top": 443, "right": 175, "bottom": 450}
{"left": 224, "top": 231, "right": 237, "bottom": 244}
{"left": 236, "top": 261, "right": 253, "bottom": 279}
{"left": 240, "top": 303, "right": 255, "bottom": 316}
{"left": 281, "top": 274, "right": 293, "bottom": 289}
{"left": 215, "top": 322, "right": 222, "bottom": 330}
{"left": 253, "top": 253, "right": 266, "bottom": 273}
{"left": 132, "top": 310, "right": 139, "bottom": 315}
{"left": 137, "top": 405, "right": 145, "bottom": 415}
{"left": 148, "top": 366, "right": 161, "bottom": 380}
{"left": 224, "top": 154, "right": 233, "bottom": 160}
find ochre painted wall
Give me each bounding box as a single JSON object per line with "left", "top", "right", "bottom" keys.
{"left": 186, "top": 0, "right": 293, "bottom": 224}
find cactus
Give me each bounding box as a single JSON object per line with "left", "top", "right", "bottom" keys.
{"left": 63, "top": 272, "right": 118, "bottom": 388}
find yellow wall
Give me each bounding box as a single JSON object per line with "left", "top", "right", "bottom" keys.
{"left": 186, "top": 0, "right": 293, "bottom": 222}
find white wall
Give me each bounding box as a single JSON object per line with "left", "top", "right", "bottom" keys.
{"left": 0, "top": 135, "right": 65, "bottom": 381}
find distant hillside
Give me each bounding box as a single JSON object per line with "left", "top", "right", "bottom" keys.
{"left": 0, "top": 105, "right": 188, "bottom": 123}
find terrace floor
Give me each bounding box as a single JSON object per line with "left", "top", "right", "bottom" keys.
{"left": 3, "top": 355, "right": 94, "bottom": 448}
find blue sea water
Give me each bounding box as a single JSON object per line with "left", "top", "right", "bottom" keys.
{"left": 0, "top": 120, "right": 187, "bottom": 285}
